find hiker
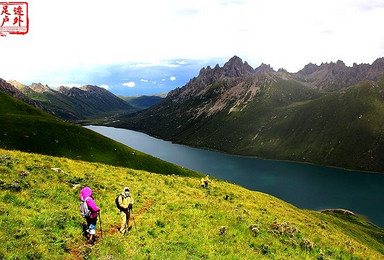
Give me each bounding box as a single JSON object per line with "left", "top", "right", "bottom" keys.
{"left": 200, "top": 175, "right": 211, "bottom": 188}
{"left": 117, "top": 187, "right": 134, "bottom": 235}
{"left": 80, "top": 187, "right": 100, "bottom": 243}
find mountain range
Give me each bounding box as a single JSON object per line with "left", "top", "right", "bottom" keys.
{"left": 6, "top": 81, "right": 135, "bottom": 122}
{"left": 1, "top": 58, "right": 384, "bottom": 258}
{"left": 115, "top": 56, "right": 384, "bottom": 173}
{"left": 0, "top": 84, "right": 199, "bottom": 177}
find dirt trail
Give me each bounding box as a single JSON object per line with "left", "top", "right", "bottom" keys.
{"left": 68, "top": 198, "right": 154, "bottom": 259}
{"left": 105, "top": 198, "right": 154, "bottom": 235}
{"left": 134, "top": 198, "right": 154, "bottom": 217}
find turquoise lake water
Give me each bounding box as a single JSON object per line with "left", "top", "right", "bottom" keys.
{"left": 86, "top": 125, "right": 384, "bottom": 227}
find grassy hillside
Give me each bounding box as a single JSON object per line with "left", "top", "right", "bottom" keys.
{"left": 9, "top": 82, "right": 136, "bottom": 122}
{"left": 0, "top": 149, "right": 383, "bottom": 259}
{"left": 258, "top": 81, "right": 384, "bottom": 172}
{"left": 0, "top": 91, "right": 200, "bottom": 177}
{"left": 217, "top": 80, "right": 384, "bottom": 172}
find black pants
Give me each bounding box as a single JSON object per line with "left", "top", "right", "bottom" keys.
{"left": 86, "top": 217, "right": 97, "bottom": 235}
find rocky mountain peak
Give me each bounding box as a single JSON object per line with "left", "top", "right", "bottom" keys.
{"left": 371, "top": 57, "right": 384, "bottom": 71}
{"left": 336, "top": 60, "right": 346, "bottom": 66}
{"left": 29, "top": 83, "right": 52, "bottom": 93}
{"left": 254, "top": 63, "right": 275, "bottom": 74}
{"left": 56, "top": 86, "right": 70, "bottom": 95}
{"left": 56, "top": 85, "right": 85, "bottom": 98}
{"left": 7, "top": 80, "right": 29, "bottom": 91}
{"left": 298, "top": 63, "right": 319, "bottom": 76}
{"left": 222, "top": 55, "right": 254, "bottom": 77}
{"left": 80, "top": 85, "right": 107, "bottom": 93}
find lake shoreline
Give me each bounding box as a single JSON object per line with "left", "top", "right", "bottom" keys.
{"left": 85, "top": 125, "right": 384, "bottom": 228}
{"left": 99, "top": 124, "right": 384, "bottom": 175}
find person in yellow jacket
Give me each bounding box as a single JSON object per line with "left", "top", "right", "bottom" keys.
{"left": 117, "top": 187, "right": 134, "bottom": 235}
{"left": 200, "top": 175, "right": 211, "bottom": 188}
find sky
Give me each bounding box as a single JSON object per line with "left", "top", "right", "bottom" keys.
{"left": 0, "top": 0, "right": 383, "bottom": 96}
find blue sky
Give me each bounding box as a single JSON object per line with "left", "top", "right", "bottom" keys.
{"left": 1, "top": 0, "right": 383, "bottom": 96}
{"left": 34, "top": 58, "right": 229, "bottom": 96}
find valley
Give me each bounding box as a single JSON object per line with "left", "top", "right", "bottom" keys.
{"left": 114, "top": 56, "right": 384, "bottom": 173}
{"left": 1, "top": 55, "right": 384, "bottom": 259}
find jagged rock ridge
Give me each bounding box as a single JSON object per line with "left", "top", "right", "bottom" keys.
{"left": 295, "top": 58, "right": 384, "bottom": 90}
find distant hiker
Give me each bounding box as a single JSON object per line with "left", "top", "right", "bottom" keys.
{"left": 80, "top": 187, "right": 100, "bottom": 243}
{"left": 200, "top": 175, "right": 211, "bottom": 188}
{"left": 116, "top": 187, "right": 134, "bottom": 235}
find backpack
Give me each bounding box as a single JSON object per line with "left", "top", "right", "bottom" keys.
{"left": 80, "top": 197, "right": 91, "bottom": 218}
{"left": 115, "top": 194, "right": 124, "bottom": 210}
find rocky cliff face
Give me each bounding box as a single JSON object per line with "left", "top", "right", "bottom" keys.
{"left": 168, "top": 56, "right": 384, "bottom": 105}
{"left": 168, "top": 56, "right": 275, "bottom": 102}
{"left": 295, "top": 58, "right": 384, "bottom": 90}
{"left": 29, "top": 83, "right": 53, "bottom": 93}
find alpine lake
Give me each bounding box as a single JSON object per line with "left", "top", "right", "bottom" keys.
{"left": 86, "top": 125, "right": 384, "bottom": 228}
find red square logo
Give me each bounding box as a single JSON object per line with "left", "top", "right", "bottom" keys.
{"left": 0, "top": 2, "right": 28, "bottom": 36}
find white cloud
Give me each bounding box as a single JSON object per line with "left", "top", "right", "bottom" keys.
{"left": 153, "top": 81, "right": 157, "bottom": 85}
{"left": 162, "top": 78, "right": 166, "bottom": 81}
{"left": 99, "top": 84, "right": 110, "bottom": 90}
{"left": 169, "top": 76, "right": 176, "bottom": 81}
{"left": 49, "top": 83, "right": 82, "bottom": 89}
{"left": 0, "top": 0, "right": 383, "bottom": 83}
{"left": 122, "top": 81, "right": 136, "bottom": 88}
{"left": 136, "top": 62, "right": 180, "bottom": 68}
{"left": 140, "top": 79, "right": 149, "bottom": 82}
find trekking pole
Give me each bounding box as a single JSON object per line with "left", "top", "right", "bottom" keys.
{"left": 124, "top": 221, "right": 127, "bottom": 236}
{"left": 99, "top": 210, "right": 103, "bottom": 238}
{"left": 130, "top": 208, "right": 137, "bottom": 231}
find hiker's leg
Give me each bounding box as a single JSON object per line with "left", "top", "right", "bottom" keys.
{"left": 88, "top": 218, "right": 97, "bottom": 242}
{"left": 85, "top": 218, "right": 91, "bottom": 238}
{"left": 119, "top": 210, "right": 126, "bottom": 234}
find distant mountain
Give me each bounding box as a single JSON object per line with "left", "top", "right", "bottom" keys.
{"left": 7, "top": 81, "right": 135, "bottom": 121}
{"left": 0, "top": 79, "right": 42, "bottom": 109}
{"left": 295, "top": 58, "right": 384, "bottom": 91}
{"left": 115, "top": 56, "right": 384, "bottom": 173}
{"left": 119, "top": 95, "right": 164, "bottom": 110}
{"left": 0, "top": 89, "right": 199, "bottom": 177}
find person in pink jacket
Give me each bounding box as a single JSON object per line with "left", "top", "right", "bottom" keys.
{"left": 80, "top": 187, "right": 100, "bottom": 243}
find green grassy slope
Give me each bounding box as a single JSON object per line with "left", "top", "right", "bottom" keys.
{"left": 0, "top": 91, "right": 200, "bottom": 177}
{"left": 25, "top": 91, "right": 86, "bottom": 120}
{"left": 23, "top": 89, "right": 136, "bottom": 122}
{"left": 0, "top": 149, "right": 383, "bottom": 259}
{"left": 259, "top": 81, "right": 384, "bottom": 172}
